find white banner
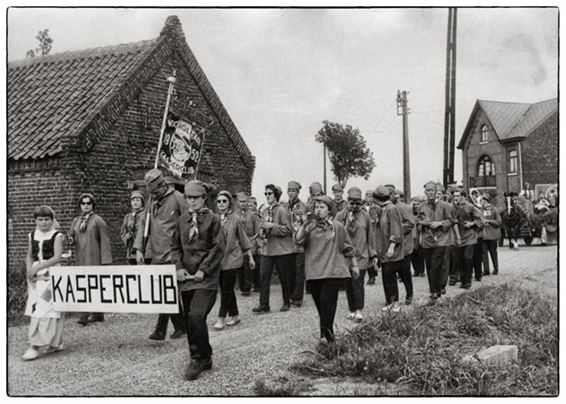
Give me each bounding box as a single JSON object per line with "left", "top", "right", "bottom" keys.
{"left": 50, "top": 265, "right": 179, "bottom": 313}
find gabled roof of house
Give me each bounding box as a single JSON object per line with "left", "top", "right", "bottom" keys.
{"left": 8, "top": 16, "right": 254, "bottom": 168}
{"left": 457, "top": 97, "right": 557, "bottom": 149}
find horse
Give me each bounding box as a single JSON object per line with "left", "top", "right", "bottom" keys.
{"left": 500, "top": 193, "right": 528, "bottom": 250}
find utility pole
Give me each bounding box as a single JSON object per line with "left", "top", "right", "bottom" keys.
{"left": 323, "top": 143, "right": 327, "bottom": 194}
{"left": 443, "top": 7, "right": 457, "bottom": 188}
{"left": 397, "top": 90, "right": 411, "bottom": 202}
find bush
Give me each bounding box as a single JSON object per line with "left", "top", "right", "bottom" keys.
{"left": 8, "top": 263, "right": 28, "bottom": 325}
{"left": 291, "top": 284, "right": 558, "bottom": 396}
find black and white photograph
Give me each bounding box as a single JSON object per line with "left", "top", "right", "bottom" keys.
{"left": 4, "top": 3, "right": 560, "bottom": 398}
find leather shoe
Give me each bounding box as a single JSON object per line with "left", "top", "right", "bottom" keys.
{"left": 441, "top": 287, "right": 446, "bottom": 295}
{"left": 241, "top": 291, "right": 252, "bottom": 296}
{"left": 148, "top": 331, "right": 166, "bottom": 341}
{"left": 77, "top": 314, "right": 89, "bottom": 326}
{"left": 280, "top": 304, "right": 290, "bottom": 312}
{"left": 252, "top": 304, "right": 270, "bottom": 313}
{"left": 170, "top": 329, "right": 186, "bottom": 339}
{"left": 291, "top": 300, "right": 302, "bottom": 307}
{"left": 367, "top": 276, "right": 376, "bottom": 285}
{"left": 89, "top": 314, "right": 104, "bottom": 322}
{"left": 184, "top": 358, "right": 212, "bottom": 381}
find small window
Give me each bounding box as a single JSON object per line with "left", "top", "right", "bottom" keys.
{"left": 477, "top": 155, "right": 495, "bottom": 177}
{"left": 480, "top": 125, "right": 489, "bottom": 143}
{"left": 508, "top": 150, "right": 518, "bottom": 174}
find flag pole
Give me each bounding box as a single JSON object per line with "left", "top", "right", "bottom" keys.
{"left": 142, "top": 70, "right": 177, "bottom": 253}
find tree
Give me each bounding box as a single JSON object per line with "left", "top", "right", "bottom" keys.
{"left": 26, "top": 29, "right": 53, "bottom": 58}
{"left": 315, "top": 120, "right": 376, "bottom": 187}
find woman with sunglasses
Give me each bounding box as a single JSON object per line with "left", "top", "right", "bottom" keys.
{"left": 295, "top": 195, "right": 359, "bottom": 343}
{"left": 68, "top": 193, "right": 112, "bottom": 326}
{"left": 213, "top": 190, "right": 255, "bottom": 330}
{"left": 252, "top": 184, "right": 295, "bottom": 313}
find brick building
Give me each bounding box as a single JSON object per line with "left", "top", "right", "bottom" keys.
{"left": 8, "top": 16, "right": 256, "bottom": 272}
{"left": 457, "top": 98, "right": 557, "bottom": 207}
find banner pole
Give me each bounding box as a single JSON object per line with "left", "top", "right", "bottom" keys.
{"left": 143, "top": 70, "right": 177, "bottom": 252}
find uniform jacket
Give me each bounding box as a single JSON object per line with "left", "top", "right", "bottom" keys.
{"left": 69, "top": 213, "right": 112, "bottom": 265}
{"left": 481, "top": 204, "right": 502, "bottom": 241}
{"left": 375, "top": 202, "right": 404, "bottom": 263}
{"left": 417, "top": 199, "right": 455, "bottom": 249}
{"left": 258, "top": 202, "right": 295, "bottom": 256}
{"left": 219, "top": 211, "right": 252, "bottom": 270}
{"left": 335, "top": 209, "right": 377, "bottom": 270}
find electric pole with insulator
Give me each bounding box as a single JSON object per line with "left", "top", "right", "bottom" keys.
{"left": 397, "top": 90, "right": 411, "bottom": 202}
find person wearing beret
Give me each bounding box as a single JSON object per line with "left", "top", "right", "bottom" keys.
{"left": 283, "top": 181, "right": 310, "bottom": 307}
{"left": 120, "top": 190, "right": 149, "bottom": 265}
{"left": 171, "top": 180, "right": 225, "bottom": 381}
{"left": 416, "top": 181, "right": 456, "bottom": 304}
{"left": 373, "top": 186, "right": 405, "bottom": 312}
{"left": 479, "top": 193, "right": 501, "bottom": 276}
{"left": 213, "top": 190, "right": 254, "bottom": 331}
{"left": 331, "top": 183, "right": 347, "bottom": 217}
{"left": 336, "top": 187, "right": 377, "bottom": 322}
{"left": 69, "top": 193, "right": 112, "bottom": 325}
{"left": 252, "top": 184, "right": 295, "bottom": 313}
{"left": 133, "top": 168, "right": 188, "bottom": 340}
{"left": 295, "top": 195, "right": 359, "bottom": 343}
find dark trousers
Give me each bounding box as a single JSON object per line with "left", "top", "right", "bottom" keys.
{"left": 252, "top": 254, "right": 261, "bottom": 289}
{"left": 399, "top": 256, "right": 413, "bottom": 300}
{"left": 289, "top": 252, "right": 306, "bottom": 302}
{"left": 381, "top": 260, "right": 404, "bottom": 305}
{"left": 367, "top": 265, "right": 378, "bottom": 279}
{"left": 481, "top": 239, "right": 499, "bottom": 274}
{"left": 259, "top": 254, "right": 292, "bottom": 307}
{"left": 449, "top": 247, "right": 460, "bottom": 283}
{"left": 453, "top": 244, "right": 474, "bottom": 287}
{"left": 424, "top": 247, "right": 448, "bottom": 297}
{"left": 411, "top": 246, "right": 425, "bottom": 275}
{"left": 307, "top": 278, "right": 345, "bottom": 342}
{"left": 441, "top": 246, "right": 451, "bottom": 289}
{"left": 218, "top": 269, "right": 239, "bottom": 318}
{"left": 154, "top": 306, "right": 186, "bottom": 335}
{"left": 346, "top": 269, "right": 366, "bottom": 311}
{"left": 473, "top": 240, "right": 484, "bottom": 279}
{"left": 238, "top": 257, "right": 252, "bottom": 293}
{"left": 180, "top": 289, "right": 217, "bottom": 360}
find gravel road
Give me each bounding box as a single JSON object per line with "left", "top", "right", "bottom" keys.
{"left": 7, "top": 244, "right": 558, "bottom": 396}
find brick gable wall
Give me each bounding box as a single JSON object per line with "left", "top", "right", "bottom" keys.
{"left": 521, "top": 112, "right": 558, "bottom": 187}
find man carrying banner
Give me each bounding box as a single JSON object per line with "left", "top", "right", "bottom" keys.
{"left": 134, "top": 168, "right": 188, "bottom": 340}
{"left": 172, "top": 180, "right": 225, "bottom": 381}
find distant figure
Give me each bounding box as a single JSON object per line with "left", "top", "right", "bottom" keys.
{"left": 23, "top": 206, "right": 66, "bottom": 361}
{"left": 69, "top": 193, "right": 112, "bottom": 326}
{"left": 331, "top": 183, "right": 347, "bottom": 217}
{"left": 120, "top": 190, "right": 148, "bottom": 265}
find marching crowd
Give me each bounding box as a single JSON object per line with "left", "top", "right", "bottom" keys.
{"left": 22, "top": 168, "right": 505, "bottom": 381}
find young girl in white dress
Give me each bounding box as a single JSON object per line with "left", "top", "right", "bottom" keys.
{"left": 23, "top": 205, "right": 65, "bottom": 361}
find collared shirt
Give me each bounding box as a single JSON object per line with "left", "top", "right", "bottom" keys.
{"left": 335, "top": 209, "right": 377, "bottom": 269}
{"left": 417, "top": 199, "right": 455, "bottom": 249}
{"left": 219, "top": 212, "right": 252, "bottom": 270}
{"left": 453, "top": 201, "right": 484, "bottom": 246}
{"left": 259, "top": 202, "right": 295, "bottom": 256}
{"left": 171, "top": 209, "right": 225, "bottom": 291}
{"left": 133, "top": 189, "right": 188, "bottom": 264}
{"left": 481, "top": 204, "right": 502, "bottom": 240}
{"left": 295, "top": 219, "right": 355, "bottom": 280}
{"left": 374, "top": 202, "right": 404, "bottom": 263}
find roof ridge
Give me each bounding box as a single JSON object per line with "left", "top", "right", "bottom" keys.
{"left": 8, "top": 38, "right": 159, "bottom": 69}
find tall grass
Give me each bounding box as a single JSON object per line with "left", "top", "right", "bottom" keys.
{"left": 291, "top": 284, "right": 558, "bottom": 396}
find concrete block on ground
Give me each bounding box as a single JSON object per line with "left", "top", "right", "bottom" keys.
{"left": 463, "top": 345, "right": 518, "bottom": 366}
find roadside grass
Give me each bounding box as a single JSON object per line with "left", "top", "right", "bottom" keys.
{"left": 288, "top": 283, "right": 557, "bottom": 396}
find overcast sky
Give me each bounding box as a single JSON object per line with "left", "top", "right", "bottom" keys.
{"left": 7, "top": 7, "right": 558, "bottom": 201}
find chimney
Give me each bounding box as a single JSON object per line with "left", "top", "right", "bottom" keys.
{"left": 161, "top": 15, "right": 186, "bottom": 42}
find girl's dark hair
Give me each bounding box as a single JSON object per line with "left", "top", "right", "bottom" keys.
{"left": 265, "top": 184, "right": 282, "bottom": 201}
{"left": 34, "top": 205, "right": 54, "bottom": 219}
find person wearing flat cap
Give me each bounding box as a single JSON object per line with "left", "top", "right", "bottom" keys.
{"left": 295, "top": 195, "right": 359, "bottom": 343}
{"left": 133, "top": 168, "right": 188, "bottom": 341}
{"left": 120, "top": 190, "right": 149, "bottom": 265}
{"left": 385, "top": 185, "right": 415, "bottom": 306}
{"left": 307, "top": 182, "right": 324, "bottom": 211}
{"left": 335, "top": 187, "right": 377, "bottom": 322}
{"left": 252, "top": 184, "right": 295, "bottom": 314}
{"left": 373, "top": 186, "right": 405, "bottom": 313}
{"left": 212, "top": 190, "right": 254, "bottom": 331}
{"left": 331, "top": 183, "right": 347, "bottom": 217}
{"left": 69, "top": 193, "right": 112, "bottom": 326}
{"left": 416, "top": 181, "right": 456, "bottom": 304}
{"left": 479, "top": 193, "right": 501, "bottom": 276}
{"left": 283, "top": 180, "right": 310, "bottom": 307}
{"left": 171, "top": 180, "right": 225, "bottom": 381}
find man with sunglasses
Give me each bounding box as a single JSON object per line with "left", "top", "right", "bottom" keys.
{"left": 134, "top": 168, "right": 188, "bottom": 341}
{"left": 335, "top": 187, "right": 377, "bottom": 321}
{"left": 69, "top": 193, "right": 112, "bottom": 325}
